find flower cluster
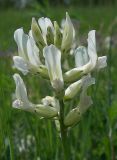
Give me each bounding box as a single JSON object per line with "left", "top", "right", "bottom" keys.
{"left": 13, "top": 12, "right": 107, "bottom": 127}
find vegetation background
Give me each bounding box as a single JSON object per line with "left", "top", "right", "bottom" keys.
{"left": 0, "top": 0, "right": 117, "bottom": 159}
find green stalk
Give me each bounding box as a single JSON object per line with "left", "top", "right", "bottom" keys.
{"left": 59, "top": 99, "right": 69, "bottom": 160}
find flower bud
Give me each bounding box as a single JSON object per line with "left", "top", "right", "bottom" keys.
{"left": 41, "top": 96, "right": 60, "bottom": 112}
{"left": 46, "top": 26, "right": 54, "bottom": 45}
{"left": 43, "top": 45, "right": 64, "bottom": 91}
{"left": 31, "top": 17, "right": 46, "bottom": 49}
{"left": 64, "top": 79, "right": 82, "bottom": 100}
{"left": 37, "top": 65, "right": 49, "bottom": 79}
{"left": 35, "top": 104, "right": 58, "bottom": 118}
{"left": 54, "top": 21, "right": 62, "bottom": 49}
{"left": 64, "top": 68, "right": 82, "bottom": 83}
{"left": 61, "top": 12, "right": 75, "bottom": 53}
{"left": 64, "top": 108, "right": 81, "bottom": 127}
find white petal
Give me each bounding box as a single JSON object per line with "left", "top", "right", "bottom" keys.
{"left": 27, "top": 37, "right": 41, "bottom": 66}
{"left": 13, "top": 56, "right": 29, "bottom": 75}
{"left": 61, "top": 19, "right": 65, "bottom": 29}
{"left": 79, "top": 94, "right": 93, "bottom": 114}
{"left": 38, "top": 17, "right": 47, "bottom": 36}
{"left": 82, "top": 74, "right": 95, "bottom": 88}
{"left": 61, "top": 12, "right": 75, "bottom": 51}
{"left": 75, "top": 30, "right": 97, "bottom": 74}
{"left": 14, "top": 28, "right": 28, "bottom": 60}
{"left": 38, "top": 17, "right": 54, "bottom": 43}
{"left": 13, "top": 74, "right": 34, "bottom": 112}
{"left": 75, "top": 46, "right": 89, "bottom": 67}
{"left": 79, "top": 75, "right": 95, "bottom": 114}
{"left": 12, "top": 99, "right": 23, "bottom": 109}
{"left": 45, "top": 18, "right": 54, "bottom": 32}
{"left": 43, "top": 45, "right": 64, "bottom": 90}
{"left": 13, "top": 74, "right": 28, "bottom": 103}
{"left": 87, "top": 30, "right": 97, "bottom": 70}
{"left": 96, "top": 56, "right": 107, "bottom": 69}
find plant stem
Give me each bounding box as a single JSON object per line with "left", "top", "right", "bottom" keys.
{"left": 59, "top": 99, "right": 69, "bottom": 160}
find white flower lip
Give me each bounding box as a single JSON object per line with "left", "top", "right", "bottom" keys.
{"left": 75, "top": 30, "right": 97, "bottom": 73}
{"left": 12, "top": 73, "right": 34, "bottom": 111}
{"left": 75, "top": 30, "right": 107, "bottom": 73}
{"left": 13, "top": 74, "right": 58, "bottom": 117}
{"left": 78, "top": 75, "right": 95, "bottom": 114}
{"left": 64, "top": 30, "right": 107, "bottom": 83}
{"left": 43, "top": 44, "right": 64, "bottom": 91}
{"left": 14, "top": 28, "right": 41, "bottom": 74}
{"left": 13, "top": 56, "right": 29, "bottom": 75}
{"left": 75, "top": 46, "right": 89, "bottom": 68}
{"left": 96, "top": 56, "right": 107, "bottom": 69}
{"left": 14, "top": 28, "right": 28, "bottom": 60}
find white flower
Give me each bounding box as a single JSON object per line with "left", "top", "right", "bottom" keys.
{"left": 13, "top": 28, "right": 42, "bottom": 75}
{"left": 38, "top": 17, "right": 54, "bottom": 44}
{"left": 64, "top": 30, "right": 107, "bottom": 82}
{"left": 12, "top": 74, "right": 35, "bottom": 112}
{"left": 13, "top": 74, "right": 58, "bottom": 118}
{"left": 61, "top": 12, "right": 75, "bottom": 53}
{"left": 43, "top": 45, "right": 64, "bottom": 91}
{"left": 75, "top": 30, "right": 107, "bottom": 73}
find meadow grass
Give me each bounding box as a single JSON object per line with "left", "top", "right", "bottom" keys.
{"left": 0, "top": 6, "right": 117, "bottom": 160}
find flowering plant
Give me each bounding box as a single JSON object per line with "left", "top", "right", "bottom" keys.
{"left": 12, "top": 12, "right": 107, "bottom": 159}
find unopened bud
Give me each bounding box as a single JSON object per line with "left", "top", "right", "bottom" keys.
{"left": 46, "top": 26, "right": 54, "bottom": 45}
{"left": 64, "top": 80, "right": 82, "bottom": 100}
{"left": 64, "top": 68, "right": 82, "bottom": 83}
{"left": 31, "top": 18, "right": 46, "bottom": 49}
{"left": 35, "top": 104, "right": 58, "bottom": 118}
{"left": 54, "top": 21, "right": 62, "bottom": 49}
{"left": 64, "top": 107, "right": 81, "bottom": 127}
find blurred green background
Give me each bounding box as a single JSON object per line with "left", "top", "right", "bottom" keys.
{"left": 0, "top": 0, "right": 117, "bottom": 159}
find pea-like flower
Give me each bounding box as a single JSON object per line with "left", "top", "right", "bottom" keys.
{"left": 64, "top": 30, "right": 107, "bottom": 82}
{"left": 12, "top": 12, "right": 107, "bottom": 142}
{"left": 13, "top": 28, "right": 41, "bottom": 73}
{"left": 13, "top": 28, "right": 48, "bottom": 78}
{"left": 43, "top": 44, "right": 64, "bottom": 91}
{"left": 12, "top": 73, "right": 35, "bottom": 112}
{"left": 13, "top": 74, "right": 58, "bottom": 118}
